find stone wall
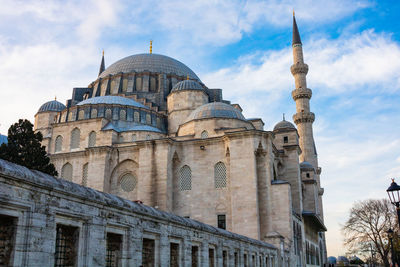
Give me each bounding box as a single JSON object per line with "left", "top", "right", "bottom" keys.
{"left": 0, "top": 159, "right": 278, "bottom": 267}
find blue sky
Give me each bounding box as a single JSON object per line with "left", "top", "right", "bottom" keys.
{"left": 1, "top": 0, "right": 400, "bottom": 257}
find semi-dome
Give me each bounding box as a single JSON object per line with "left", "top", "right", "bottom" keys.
{"left": 38, "top": 100, "right": 66, "bottom": 113}
{"left": 300, "top": 161, "right": 315, "bottom": 171}
{"left": 273, "top": 120, "right": 296, "bottom": 131}
{"left": 77, "top": 96, "right": 148, "bottom": 109}
{"left": 99, "top": 53, "right": 200, "bottom": 81}
{"left": 186, "top": 102, "right": 246, "bottom": 122}
{"left": 171, "top": 80, "right": 204, "bottom": 92}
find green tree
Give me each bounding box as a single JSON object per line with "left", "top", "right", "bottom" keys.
{"left": 342, "top": 199, "right": 398, "bottom": 267}
{"left": 0, "top": 119, "right": 57, "bottom": 176}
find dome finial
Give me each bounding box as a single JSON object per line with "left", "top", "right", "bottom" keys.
{"left": 55, "top": 96, "right": 57, "bottom": 101}
{"left": 102, "top": 49, "right": 104, "bottom": 56}
{"left": 293, "top": 9, "right": 295, "bottom": 17}
{"left": 187, "top": 74, "right": 189, "bottom": 80}
{"left": 150, "top": 40, "right": 153, "bottom": 54}
{"left": 283, "top": 113, "right": 285, "bottom": 121}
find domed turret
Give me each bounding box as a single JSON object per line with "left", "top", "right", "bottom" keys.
{"left": 273, "top": 119, "right": 296, "bottom": 132}
{"left": 37, "top": 100, "right": 66, "bottom": 113}
{"left": 171, "top": 80, "right": 204, "bottom": 92}
{"left": 185, "top": 102, "right": 246, "bottom": 122}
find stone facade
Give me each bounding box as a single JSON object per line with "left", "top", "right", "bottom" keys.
{"left": 30, "top": 15, "right": 326, "bottom": 267}
{"left": 0, "top": 159, "right": 277, "bottom": 266}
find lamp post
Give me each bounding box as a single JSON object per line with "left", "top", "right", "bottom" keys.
{"left": 387, "top": 179, "right": 400, "bottom": 228}
{"left": 388, "top": 229, "right": 396, "bottom": 267}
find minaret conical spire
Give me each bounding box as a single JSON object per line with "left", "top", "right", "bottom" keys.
{"left": 98, "top": 50, "right": 105, "bottom": 76}
{"left": 292, "top": 12, "right": 302, "bottom": 46}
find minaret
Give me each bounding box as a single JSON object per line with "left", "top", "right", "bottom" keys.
{"left": 291, "top": 14, "right": 317, "bottom": 168}
{"left": 98, "top": 50, "right": 105, "bottom": 76}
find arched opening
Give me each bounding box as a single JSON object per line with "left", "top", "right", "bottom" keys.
{"left": 55, "top": 135, "right": 63, "bottom": 152}
{"left": 214, "top": 162, "right": 226, "bottom": 188}
{"left": 70, "top": 128, "right": 80, "bottom": 149}
{"left": 88, "top": 131, "right": 96, "bottom": 147}
{"left": 61, "top": 163, "right": 73, "bottom": 181}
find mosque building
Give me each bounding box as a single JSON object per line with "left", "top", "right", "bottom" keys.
{"left": 33, "top": 15, "right": 327, "bottom": 266}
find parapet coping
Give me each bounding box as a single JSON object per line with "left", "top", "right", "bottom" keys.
{"left": 0, "top": 159, "right": 276, "bottom": 250}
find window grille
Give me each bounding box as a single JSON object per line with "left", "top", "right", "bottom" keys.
{"left": 88, "top": 131, "right": 96, "bottom": 147}
{"left": 192, "top": 246, "right": 199, "bottom": 267}
{"left": 201, "top": 130, "right": 208, "bottom": 139}
{"left": 156, "top": 118, "right": 161, "bottom": 128}
{"left": 146, "top": 114, "right": 151, "bottom": 124}
{"left": 134, "top": 112, "right": 140, "bottom": 122}
{"left": 179, "top": 165, "right": 192, "bottom": 191}
{"left": 120, "top": 173, "right": 137, "bottom": 192}
{"left": 70, "top": 128, "right": 80, "bottom": 149}
{"left": 55, "top": 135, "right": 63, "bottom": 152}
{"left": 91, "top": 108, "right": 97, "bottom": 118}
{"left": 0, "top": 215, "right": 16, "bottom": 267}
{"left": 106, "top": 233, "right": 122, "bottom": 267}
{"left": 78, "top": 110, "right": 84, "bottom": 120}
{"left": 68, "top": 110, "right": 76, "bottom": 121}
{"left": 132, "top": 134, "right": 137, "bottom": 142}
{"left": 142, "top": 238, "right": 155, "bottom": 266}
{"left": 54, "top": 224, "right": 79, "bottom": 267}
{"left": 82, "top": 163, "right": 88, "bottom": 186}
{"left": 119, "top": 110, "right": 126, "bottom": 120}
{"left": 170, "top": 243, "right": 179, "bottom": 267}
{"left": 217, "top": 214, "right": 226, "bottom": 229}
{"left": 61, "top": 163, "right": 73, "bottom": 181}
{"left": 209, "top": 248, "right": 215, "bottom": 267}
{"left": 105, "top": 109, "right": 112, "bottom": 119}
{"left": 214, "top": 162, "right": 227, "bottom": 188}
{"left": 223, "top": 251, "right": 228, "bottom": 267}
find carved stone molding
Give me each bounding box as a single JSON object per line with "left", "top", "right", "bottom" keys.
{"left": 291, "top": 88, "right": 312, "bottom": 100}
{"left": 293, "top": 112, "right": 315, "bottom": 124}
{"left": 290, "top": 63, "right": 309, "bottom": 75}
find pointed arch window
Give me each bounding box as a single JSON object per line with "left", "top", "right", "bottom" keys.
{"left": 134, "top": 111, "right": 140, "bottom": 122}
{"left": 82, "top": 163, "right": 88, "bottom": 186}
{"left": 70, "top": 128, "right": 80, "bottom": 149}
{"left": 78, "top": 110, "right": 85, "bottom": 120}
{"left": 119, "top": 173, "right": 137, "bottom": 192}
{"left": 61, "top": 163, "right": 73, "bottom": 181}
{"left": 146, "top": 114, "right": 151, "bottom": 124}
{"left": 179, "top": 165, "right": 192, "bottom": 191}
{"left": 201, "top": 130, "right": 208, "bottom": 139}
{"left": 55, "top": 135, "right": 63, "bottom": 152}
{"left": 88, "top": 131, "right": 96, "bottom": 147}
{"left": 119, "top": 109, "right": 126, "bottom": 120}
{"left": 91, "top": 108, "right": 97, "bottom": 118}
{"left": 105, "top": 108, "right": 112, "bottom": 119}
{"left": 214, "top": 162, "right": 227, "bottom": 188}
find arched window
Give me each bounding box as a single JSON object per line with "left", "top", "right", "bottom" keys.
{"left": 78, "top": 110, "right": 84, "bottom": 120}
{"left": 134, "top": 111, "right": 140, "bottom": 122}
{"left": 105, "top": 108, "right": 112, "bottom": 119}
{"left": 70, "top": 128, "right": 80, "bottom": 149}
{"left": 132, "top": 134, "right": 137, "bottom": 142}
{"left": 146, "top": 134, "right": 151, "bottom": 140}
{"left": 82, "top": 163, "right": 88, "bottom": 186}
{"left": 61, "top": 163, "right": 73, "bottom": 181}
{"left": 179, "top": 165, "right": 192, "bottom": 191}
{"left": 201, "top": 130, "right": 208, "bottom": 139}
{"left": 214, "top": 162, "right": 227, "bottom": 188}
{"left": 120, "top": 109, "right": 126, "bottom": 120}
{"left": 91, "top": 108, "right": 97, "bottom": 118}
{"left": 55, "top": 135, "right": 63, "bottom": 152}
{"left": 88, "top": 131, "right": 96, "bottom": 147}
{"left": 119, "top": 173, "right": 137, "bottom": 192}
{"left": 146, "top": 114, "right": 151, "bottom": 124}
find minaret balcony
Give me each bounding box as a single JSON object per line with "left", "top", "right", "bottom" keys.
{"left": 293, "top": 111, "right": 315, "bottom": 124}
{"left": 290, "top": 63, "right": 308, "bottom": 75}
{"left": 292, "top": 88, "right": 312, "bottom": 100}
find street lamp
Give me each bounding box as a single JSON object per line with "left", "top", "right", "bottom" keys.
{"left": 387, "top": 228, "right": 396, "bottom": 267}
{"left": 387, "top": 179, "right": 400, "bottom": 228}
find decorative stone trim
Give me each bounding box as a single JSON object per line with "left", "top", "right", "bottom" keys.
{"left": 293, "top": 112, "right": 315, "bottom": 124}
{"left": 290, "top": 63, "right": 308, "bottom": 75}
{"left": 291, "top": 88, "right": 312, "bottom": 100}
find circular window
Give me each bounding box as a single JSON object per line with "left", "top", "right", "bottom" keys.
{"left": 120, "top": 173, "right": 137, "bottom": 192}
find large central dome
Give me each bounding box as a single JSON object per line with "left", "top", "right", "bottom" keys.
{"left": 99, "top": 53, "right": 200, "bottom": 81}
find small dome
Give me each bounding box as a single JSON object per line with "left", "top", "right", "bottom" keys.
{"left": 171, "top": 80, "right": 204, "bottom": 92}
{"left": 327, "top": 257, "right": 337, "bottom": 264}
{"left": 38, "top": 100, "right": 66, "bottom": 113}
{"left": 273, "top": 120, "right": 296, "bottom": 131}
{"left": 300, "top": 161, "right": 315, "bottom": 171}
{"left": 186, "top": 102, "right": 245, "bottom": 122}
{"left": 77, "top": 96, "right": 148, "bottom": 109}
